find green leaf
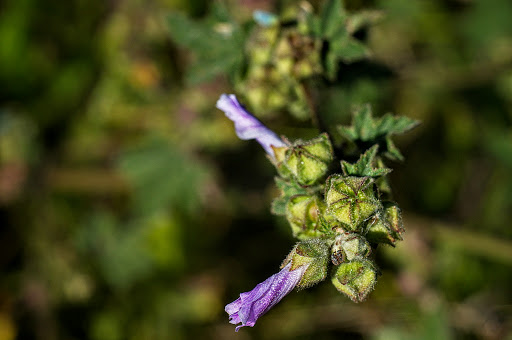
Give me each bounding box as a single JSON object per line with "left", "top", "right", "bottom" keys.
{"left": 304, "top": 9, "right": 321, "bottom": 37}
{"left": 346, "top": 10, "right": 384, "bottom": 34}
{"left": 341, "top": 145, "right": 392, "bottom": 177}
{"left": 331, "top": 37, "right": 370, "bottom": 63}
{"left": 385, "top": 136, "right": 405, "bottom": 161}
{"left": 376, "top": 113, "right": 420, "bottom": 136}
{"left": 337, "top": 104, "right": 373, "bottom": 140}
{"left": 186, "top": 47, "right": 243, "bottom": 84}
{"left": 353, "top": 103, "right": 374, "bottom": 140}
{"left": 320, "top": 0, "right": 347, "bottom": 39}
{"left": 305, "top": 0, "right": 371, "bottom": 79}
{"left": 166, "top": 11, "right": 218, "bottom": 51}
{"left": 336, "top": 104, "right": 419, "bottom": 161}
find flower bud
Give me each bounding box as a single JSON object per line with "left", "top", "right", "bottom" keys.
{"left": 275, "top": 35, "right": 294, "bottom": 75}
{"left": 365, "top": 202, "right": 404, "bottom": 246}
{"left": 325, "top": 176, "right": 381, "bottom": 232}
{"left": 331, "top": 232, "right": 372, "bottom": 265}
{"left": 331, "top": 258, "right": 378, "bottom": 302}
{"left": 286, "top": 194, "right": 324, "bottom": 239}
{"left": 384, "top": 202, "right": 404, "bottom": 235}
{"left": 279, "top": 133, "right": 334, "bottom": 186}
{"left": 282, "top": 239, "right": 330, "bottom": 289}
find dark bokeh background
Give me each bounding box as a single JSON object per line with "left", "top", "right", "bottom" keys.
{"left": 1, "top": 0, "right": 512, "bottom": 339}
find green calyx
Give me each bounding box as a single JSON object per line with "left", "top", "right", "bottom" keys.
{"left": 286, "top": 194, "right": 325, "bottom": 239}
{"left": 331, "top": 258, "right": 378, "bottom": 303}
{"left": 277, "top": 133, "right": 334, "bottom": 186}
{"left": 331, "top": 232, "right": 371, "bottom": 265}
{"left": 365, "top": 202, "right": 404, "bottom": 246}
{"left": 282, "top": 239, "right": 330, "bottom": 289}
{"left": 325, "top": 175, "right": 381, "bottom": 231}
{"left": 274, "top": 31, "right": 322, "bottom": 79}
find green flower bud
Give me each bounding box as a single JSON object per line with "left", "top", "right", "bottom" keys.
{"left": 276, "top": 57, "right": 294, "bottom": 77}
{"left": 365, "top": 202, "right": 404, "bottom": 246}
{"left": 331, "top": 232, "right": 372, "bottom": 265}
{"left": 247, "top": 27, "right": 279, "bottom": 65}
{"left": 293, "top": 45, "right": 321, "bottom": 79}
{"left": 384, "top": 202, "right": 404, "bottom": 235}
{"left": 268, "top": 90, "right": 288, "bottom": 110}
{"left": 275, "top": 33, "right": 294, "bottom": 58}
{"left": 286, "top": 194, "right": 325, "bottom": 239}
{"left": 325, "top": 176, "right": 381, "bottom": 232}
{"left": 279, "top": 133, "right": 334, "bottom": 186}
{"left": 274, "top": 31, "right": 322, "bottom": 79}
{"left": 294, "top": 58, "right": 315, "bottom": 79}
{"left": 331, "top": 258, "right": 378, "bottom": 302}
{"left": 282, "top": 239, "right": 330, "bottom": 289}
{"left": 244, "top": 87, "right": 266, "bottom": 114}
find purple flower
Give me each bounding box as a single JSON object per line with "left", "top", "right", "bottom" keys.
{"left": 216, "top": 94, "right": 287, "bottom": 158}
{"left": 225, "top": 262, "right": 308, "bottom": 331}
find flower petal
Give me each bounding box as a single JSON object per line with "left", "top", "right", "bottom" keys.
{"left": 216, "top": 94, "right": 286, "bottom": 158}
{"left": 225, "top": 262, "right": 308, "bottom": 331}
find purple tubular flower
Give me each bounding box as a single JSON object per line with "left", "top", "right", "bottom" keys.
{"left": 225, "top": 262, "right": 308, "bottom": 331}
{"left": 216, "top": 94, "right": 287, "bottom": 158}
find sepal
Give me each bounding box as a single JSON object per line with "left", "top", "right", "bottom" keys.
{"left": 325, "top": 175, "right": 381, "bottom": 231}
{"left": 282, "top": 239, "right": 330, "bottom": 289}
{"left": 331, "top": 232, "right": 371, "bottom": 265}
{"left": 286, "top": 194, "right": 324, "bottom": 239}
{"left": 331, "top": 258, "right": 378, "bottom": 302}
{"left": 365, "top": 202, "right": 404, "bottom": 246}
{"left": 278, "top": 133, "right": 334, "bottom": 186}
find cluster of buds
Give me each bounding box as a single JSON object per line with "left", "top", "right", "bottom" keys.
{"left": 235, "top": 10, "right": 322, "bottom": 120}
{"left": 274, "top": 140, "right": 404, "bottom": 303}
{"left": 217, "top": 94, "right": 413, "bottom": 330}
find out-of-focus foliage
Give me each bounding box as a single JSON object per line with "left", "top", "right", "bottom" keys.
{"left": 0, "top": 0, "right": 512, "bottom": 339}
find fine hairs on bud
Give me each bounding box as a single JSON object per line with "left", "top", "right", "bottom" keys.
{"left": 282, "top": 239, "right": 330, "bottom": 290}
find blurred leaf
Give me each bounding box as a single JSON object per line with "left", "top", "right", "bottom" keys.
{"left": 314, "top": 0, "right": 371, "bottom": 79}
{"left": 330, "top": 36, "right": 369, "bottom": 62}
{"left": 143, "top": 214, "right": 184, "bottom": 269}
{"left": 320, "top": 0, "right": 347, "bottom": 39}
{"left": 76, "top": 212, "right": 154, "bottom": 290}
{"left": 165, "top": 3, "right": 246, "bottom": 84}
{"left": 373, "top": 305, "right": 452, "bottom": 340}
{"left": 484, "top": 129, "right": 512, "bottom": 169}
{"left": 460, "top": 0, "right": 512, "bottom": 54}
{"left": 77, "top": 212, "right": 185, "bottom": 290}
{"left": 91, "top": 309, "right": 122, "bottom": 340}
{"left": 118, "top": 138, "right": 208, "bottom": 216}
{"left": 346, "top": 10, "right": 384, "bottom": 34}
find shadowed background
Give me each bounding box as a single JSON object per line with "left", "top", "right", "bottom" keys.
{"left": 1, "top": 0, "right": 512, "bottom": 339}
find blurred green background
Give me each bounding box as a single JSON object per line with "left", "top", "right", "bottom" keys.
{"left": 1, "top": 0, "right": 512, "bottom": 339}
